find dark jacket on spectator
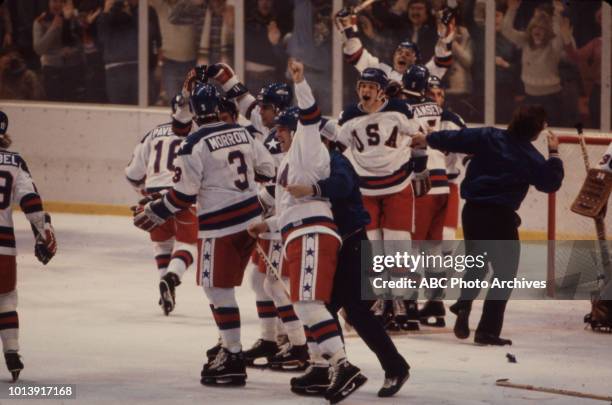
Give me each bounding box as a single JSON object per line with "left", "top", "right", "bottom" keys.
{"left": 98, "top": 3, "right": 161, "bottom": 69}
{"left": 427, "top": 127, "right": 564, "bottom": 211}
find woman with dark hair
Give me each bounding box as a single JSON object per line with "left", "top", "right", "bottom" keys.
{"left": 413, "top": 105, "right": 564, "bottom": 346}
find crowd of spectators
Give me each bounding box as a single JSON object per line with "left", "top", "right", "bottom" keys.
{"left": 0, "top": 0, "right": 608, "bottom": 127}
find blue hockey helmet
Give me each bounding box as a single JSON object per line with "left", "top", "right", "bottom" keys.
{"left": 274, "top": 106, "right": 299, "bottom": 132}
{"left": 218, "top": 96, "right": 238, "bottom": 119}
{"left": 395, "top": 40, "right": 421, "bottom": 62}
{"left": 427, "top": 75, "right": 443, "bottom": 90}
{"left": 257, "top": 83, "right": 293, "bottom": 110}
{"left": 190, "top": 83, "right": 220, "bottom": 118}
{"left": 357, "top": 67, "right": 389, "bottom": 90}
{"left": 402, "top": 64, "right": 430, "bottom": 97}
{"left": 0, "top": 111, "right": 7, "bottom": 135}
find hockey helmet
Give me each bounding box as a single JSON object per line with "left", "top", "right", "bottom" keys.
{"left": 218, "top": 96, "right": 238, "bottom": 119}
{"left": 427, "top": 75, "right": 443, "bottom": 90}
{"left": 274, "top": 106, "right": 299, "bottom": 132}
{"left": 357, "top": 68, "right": 389, "bottom": 90}
{"left": 190, "top": 83, "right": 221, "bottom": 118}
{"left": 395, "top": 40, "right": 421, "bottom": 62}
{"left": 257, "top": 83, "right": 293, "bottom": 110}
{"left": 0, "top": 111, "right": 7, "bottom": 135}
{"left": 402, "top": 64, "right": 430, "bottom": 97}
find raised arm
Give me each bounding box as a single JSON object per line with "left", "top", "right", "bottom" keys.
{"left": 500, "top": 0, "right": 527, "bottom": 48}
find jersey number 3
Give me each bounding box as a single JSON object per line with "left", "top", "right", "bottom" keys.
{"left": 228, "top": 151, "right": 249, "bottom": 191}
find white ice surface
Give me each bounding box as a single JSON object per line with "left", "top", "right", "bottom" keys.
{"left": 1, "top": 213, "right": 611, "bottom": 405}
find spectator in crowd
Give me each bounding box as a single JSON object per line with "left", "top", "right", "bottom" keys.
{"left": 287, "top": 0, "right": 333, "bottom": 114}
{"left": 5, "top": 0, "right": 48, "bottom": 70}
{"left": 150, "top": 0, "right": 198, "bottom": 103}
{"left": 501, "top": 0, "right": 571, "bottom": 127}
{"left": 169, "top": 0, "right": 234, "bottom": 66}
{"left": 460, "top": 0, "right": 485, "bottom": 122}
{"left": 494, "top": 2, "right": 521, "bottom": 124}
{"left": 0, "top": 2, "right": 12, "bottom": 53}
{"left": 0, "top": 51, "right": 45, "bottom": 100}
{"left": 244, "top": 0, "right": 290, "bottom": 96}
{"left": 399, "top": 0, "right": 438, "bottom": 63}
{"left": 561, "top": 6, "right": 604, "bottom": 129}
{"left": 443, "top": 14, "right": 474, "bottom": 121}
{"left": 33, "top": 0, "right": 85, "bottom": 102}
{"left": 76, "top": 0, "right": 107, "bottom": 103}
{"left": 98, "top": 0, "right": 161, "bottom": 105}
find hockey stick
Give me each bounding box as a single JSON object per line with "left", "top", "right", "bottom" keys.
{"left": 496, "top": 379, "right": 612, "bottom": 402}
{"left": 353, "top": 0, "right": 381, "bottom": 14}
{"left": 254, "top": 242, "right": 291, "bottom": 297}
{"left": 575, "top": 123, "right": 612, "bottom": 286}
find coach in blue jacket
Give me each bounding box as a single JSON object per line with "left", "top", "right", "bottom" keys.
{"left": 416, "top": 105, "right": 564, "bottom": 346}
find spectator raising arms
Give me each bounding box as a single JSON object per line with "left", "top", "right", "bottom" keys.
{"left": 501, "top": 0, "right": 573, "bottom": 127}
{"left": 33, "top": 0, "right": 84, "bottom": 102}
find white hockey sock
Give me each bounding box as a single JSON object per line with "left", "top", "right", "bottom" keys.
{"left": 264, "top": 276, "right": 305, "bottom": 345}
{"left": 154, "top": 239, "right": 174, "bottom": 278}
{"left": 304, "top": 326, "right": 327, "bottom": 366}
{"left": 203, "top": 287, "right": 241, "bottom": 353}
{"left": 0, "top": 291, "right": 19, "bottom": 352}
{"left": 167, "top": 242, "right": 196, "bottom": 280}
{"left": 294, "top": 301, "right": 344, "bottom": 360}
{"left": 384, "top": 230, "right": 413, "bottom": 299}
{"left": 251, "top": 268, "right": 277, "bottom": 341}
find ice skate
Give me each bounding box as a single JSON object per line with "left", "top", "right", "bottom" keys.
{"left": 268, "top": 343, "right": 309, "bottom": 371}
{"left": 585, "top": 299, "right": 612, "bottom": 333}
{"left": 206, "top": 338, "right": 222, "bottom": 362}
{"left": 243, "top": 338, "right": 278, "bottom": 368}
{"left": 290, "top": 363, "right": 330, "bottom": 396}
{"left": 4, "top": 351, "right": 23, "bottom": 382}
{"left": 201, "top": 348, "right": 247, "bottom": 386}
{"left": 159, "top": 272, "right": 180, "bottom": 316}
{"left": 419, "top": 300, "right": 446, "bottom": 327}
{"left": 403, "top": 300, "right": 420, "bottom": 331}
{"left": 325, "top": 359, "right": 367, "bottom": 404}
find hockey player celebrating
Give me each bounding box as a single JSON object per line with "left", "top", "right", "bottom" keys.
{"left": 133, "top": 84, "right": 276, "bottom": 386}
{"left": 0, "top": 111, "right": 57, "bottom": 381}
{"left": 126, "top": 94, "right": 198, "bottom": 315}
{"left": 334, "top": 4, "right": 455, "bottom": 82}
{"left": 334, "top": 67, "right": 428, "bottom": 331}
{"left": 247, "top": 60, "right": 367, "bottom": 404}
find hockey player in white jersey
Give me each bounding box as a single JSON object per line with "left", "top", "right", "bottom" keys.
{"left": 335, "top": 67, "right": 427, "bottom": 331}
{"left": 0, "top": 111, "right": 57, "bottom": 381}
{"left": 126, "top": 94, "right": 198, "bottom": 316}
{"left": 247, "top": 61, "right": 367, "bottom": 404}
{"left": 334, "top": 4, "right": 456, "bottom": 83}
{"left": 133, "top": 83, "right": 276, "bottom": 386}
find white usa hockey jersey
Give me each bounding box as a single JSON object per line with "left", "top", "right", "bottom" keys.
{"left": 155, "top": 121, "right": 275, "bottom": 238}
{"left": 125, "top": 122, "right": 185, "bottom": 194}
{"left": 0, "top": 149, "right": 45, "bottom": 256}
{"left": 266, "top": 80, "right": 340, "bottom": 246}
{"left": 336, "top": 99, "right": 424, "bottom": 196}
{"left": 343, "top": 37, "right": 452, "bottom": 82}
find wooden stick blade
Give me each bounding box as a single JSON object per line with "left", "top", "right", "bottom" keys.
{"left": 496, "top": 379, "right": 612, "bottom": 402}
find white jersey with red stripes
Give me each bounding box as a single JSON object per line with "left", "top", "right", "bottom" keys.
{"left": 336, "top": 99, "right": 423, "bottom": 196}
{"left": 0, "top": 149, "right": 44, "bottom": 256}
{"left": 168, "top": 121, "right": 276, "bottom": 238}
{"left": 125, "top": 122, "right": 185, "bottom": 193}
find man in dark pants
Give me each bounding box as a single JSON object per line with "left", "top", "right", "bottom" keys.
{"left": 286, "top": 122, "right": 409, "bottom": 397}
{"left": 415, "top": 105, "right": 564, "bottom": 346}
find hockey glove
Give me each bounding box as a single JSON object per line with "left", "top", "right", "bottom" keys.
{"left": 385, "top": 80, "right": 403, "bottom": 99}
{"left": 334, "top": 7, "right": 358, "bottom": 40}
{"left": 437, "top": 6, "right": 456, "bottom": 44}
{"left": 133, "top": 200, "right": 167, "bottom": 232}
{"left": 412, "top": 170, "right": 432, "bottom": 198}
{"left": 31, "top": 214, "right": 57, "bottom": 265}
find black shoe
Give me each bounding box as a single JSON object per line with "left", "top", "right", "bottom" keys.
{"left": 419, "top": 300, "right": 446, "bottom": 327}
{"left": 201, "top": 348, "right": 247, "bottom": 386}
{"left": 159, "top": 272, "right": 180, "bottom": 316}
{"left": 290, "top": 363, "right": 330, "bottom": 396}
{"left": 269, "top": 343, "right": 309, "bottom": 371}
{"left": 378, "top": 361, "right": 410, "bottom": 397}
{"left": 206, "top": 338, "right": 222, "bottom": 362}
{"left": 449, "top": 302, "right": 470, "bottom": 339}
{"left": 5, "top": 351, "right": 23, "bottom": 382}
{"left": 325, "top": 359, "right": 367, "bottom": 404}
{"left": 474, "top": 332, "right": 512, "bottom": 346}
{"left": 243, "top": 339, "right": 278, "bottom": 368}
